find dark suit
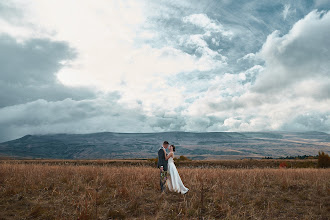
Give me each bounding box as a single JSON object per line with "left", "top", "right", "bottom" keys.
{"left": 157, "top": 148, "right": 168, "bottom": 171}
{"left": 158, "top": 147, "right": 168, "bottom": 192}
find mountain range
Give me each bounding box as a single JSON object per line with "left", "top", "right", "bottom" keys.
{"left": 0, "top": 131, "right": 329, "bottom": 160}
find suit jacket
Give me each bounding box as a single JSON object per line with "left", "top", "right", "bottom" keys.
{"left": 157, "top": 148, "right": 168, "bottom": 171}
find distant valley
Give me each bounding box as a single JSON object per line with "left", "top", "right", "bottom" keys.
{"left": 0, "top": 131, "right": 329, "bottom": 160}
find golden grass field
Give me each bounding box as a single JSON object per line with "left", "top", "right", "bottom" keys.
{"left": 0, "top": 160, "right": 329, "bottom": 219}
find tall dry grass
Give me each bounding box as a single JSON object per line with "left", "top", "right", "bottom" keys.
{"left": 0, "top": 163, "right": 329, "bottom": 219}
{"left": 0, "top": 158, "right": 319, "bottom": 169}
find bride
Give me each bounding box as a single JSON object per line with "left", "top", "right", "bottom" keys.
{"left": 164, "top": 145, "right": 189, "bottom": 194}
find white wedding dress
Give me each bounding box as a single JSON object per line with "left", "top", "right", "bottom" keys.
{"left": 166, "top": 157, "right": 189, "bottom": 194}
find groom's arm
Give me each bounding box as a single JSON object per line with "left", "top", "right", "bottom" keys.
{"left": 158, "top": 149, "right": 165, "bottom": 170}
{"left": 158, "top": 149, "right": 163, "bottom": 169}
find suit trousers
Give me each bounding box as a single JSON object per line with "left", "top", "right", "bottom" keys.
{"left": 160, "top": 169, "right": 166, "bottom": 192}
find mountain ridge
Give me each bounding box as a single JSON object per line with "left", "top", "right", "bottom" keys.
{"left": 0, "top": 131, "right": 329, "bottom": 160}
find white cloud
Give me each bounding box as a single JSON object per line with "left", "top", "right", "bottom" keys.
{"left": 254, "top": 10, "right": 330, "bottom": 93}
{"left": 182, "top": 13, "right": 233, "bottom": 37}
{"left": 211, "top": 37, "right": 219, "bottom": 46}
{"left": 282, "top": 4, "right": 296, "bottom": 20}
{"left": 237, "top": 53, "right": 260, "bottom": 63}
{"left": 183, "top": 14, "right": 221, "bottom": 30}
{"left": 178, "top": 33, "right": 227, "bottom": 72}
{"left": 179, "top": 10, "right": 330, "bottom": 133}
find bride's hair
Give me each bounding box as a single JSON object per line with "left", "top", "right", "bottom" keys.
{"left": 171, "top": 145, "right": 175, "bottom": 152}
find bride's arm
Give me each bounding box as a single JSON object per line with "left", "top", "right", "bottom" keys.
{"left": 165, "top": 152, "right": 173, "bottom": 160}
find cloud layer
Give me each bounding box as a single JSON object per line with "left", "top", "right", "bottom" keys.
{"left": 0, "top": 0, "right": 329, "bottom": 142}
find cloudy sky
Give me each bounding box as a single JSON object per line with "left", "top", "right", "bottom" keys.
{"left": 0, "top": 0, "right": 329, "bottom": 142}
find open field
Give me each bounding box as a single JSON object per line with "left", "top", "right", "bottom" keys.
{"left": 0, "top": 158, "right": 320, "bottom": 169}
{"left": 0, "top": 160, "right": 329, "bottom": 219}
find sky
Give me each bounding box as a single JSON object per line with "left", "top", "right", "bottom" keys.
{"left": 0, "top": 0, "right": 330, "bottom": 142}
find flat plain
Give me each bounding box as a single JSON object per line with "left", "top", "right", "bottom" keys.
{"left": 0, "top": 159, "right": 329, "bottom": 219}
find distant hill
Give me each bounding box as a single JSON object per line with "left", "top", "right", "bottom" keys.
{"left": 0, "top": 131, "right": 329, "bottom": 159}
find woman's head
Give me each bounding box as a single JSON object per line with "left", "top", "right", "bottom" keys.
{"left": 170, "top": 145, "right": 175, "bottom": 152}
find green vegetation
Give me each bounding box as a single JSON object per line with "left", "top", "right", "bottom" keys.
{"left": 278, "top": 155, "right": 318, "bottom": 159}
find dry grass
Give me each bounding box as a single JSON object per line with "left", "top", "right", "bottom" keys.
{"left": 0, "top": 162, "right": 329, "bottom": 219}
{"left": 0, "top": 158, "right": 319, "bottom": 169}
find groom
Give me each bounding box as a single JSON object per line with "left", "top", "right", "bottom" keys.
{"left": 157, "top": 141, "right": 169, "bottom": 193}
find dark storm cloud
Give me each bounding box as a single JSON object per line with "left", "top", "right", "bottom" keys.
{"left": 0, "top": 35, "right": 74, "bottom": 83}
{"left": 0, "top": 34, "right": 95, "bottom": 107}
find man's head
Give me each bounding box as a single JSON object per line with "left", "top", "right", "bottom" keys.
{"left": 163, "top": 141, "right": 169, "bottom": 149}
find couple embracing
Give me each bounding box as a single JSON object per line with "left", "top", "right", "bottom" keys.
{"left": 157, "top": 141, "right": 189, "bottom": 194}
